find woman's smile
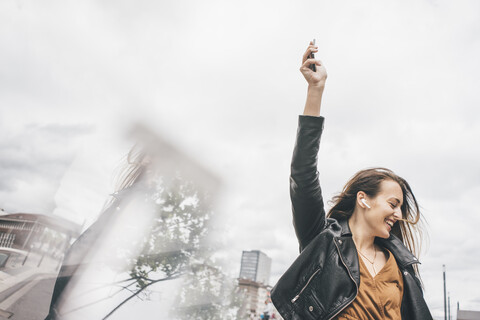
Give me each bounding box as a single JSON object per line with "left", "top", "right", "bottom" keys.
{"left": 385, "top": 219, "right": 394, "bottom": 232}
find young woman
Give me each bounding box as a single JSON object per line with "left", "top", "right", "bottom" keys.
{"left": 271, "top": 42, "right": 433, "bottom": 320}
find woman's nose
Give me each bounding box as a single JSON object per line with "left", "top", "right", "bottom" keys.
{"left": 393, "top": 208, "right": 402, "bottom": 220}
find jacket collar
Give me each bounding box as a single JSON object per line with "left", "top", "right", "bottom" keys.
{"left": 339, "top": 218, "right": 352, "bottom": 236}
{"left": 338, "top": 218, "right": 420, "bottom": 268}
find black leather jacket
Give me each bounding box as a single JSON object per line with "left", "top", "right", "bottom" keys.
{"left": 271, "top": 116, "right": 433, "bottom": 320}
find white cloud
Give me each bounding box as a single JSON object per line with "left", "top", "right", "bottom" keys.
{"left": 0, "top": 122, "right": 92, "bottom": 213}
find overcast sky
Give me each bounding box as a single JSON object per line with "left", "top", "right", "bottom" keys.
{"left": 1, "top": 0, "right": 479, "bottom": 319}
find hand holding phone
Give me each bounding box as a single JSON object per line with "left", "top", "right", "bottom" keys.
{"left": 300, "top": 40, "right": 326, "bottom": 88}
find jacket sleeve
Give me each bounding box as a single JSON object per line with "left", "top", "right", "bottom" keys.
{"left": 290, "top": 115, "right": 327, "bottom": 252}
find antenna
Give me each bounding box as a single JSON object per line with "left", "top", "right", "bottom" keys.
{"left": 443, "top": 265, "right": 447, "bottom": 320}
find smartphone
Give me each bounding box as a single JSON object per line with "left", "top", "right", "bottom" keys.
{"left": 308, "top": 38, "right": 316, "bottom": 72}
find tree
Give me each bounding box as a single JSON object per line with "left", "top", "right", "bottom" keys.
{"left": 102, "top": 174, "right": 243, "bottom": 319}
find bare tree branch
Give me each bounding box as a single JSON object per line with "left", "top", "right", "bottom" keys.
{"left": 102, "top": 273, "right": 182, "bottom": 319}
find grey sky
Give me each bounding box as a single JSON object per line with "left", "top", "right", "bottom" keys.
{"left": 1, "top": 0, "right": 479, "bottom": 318}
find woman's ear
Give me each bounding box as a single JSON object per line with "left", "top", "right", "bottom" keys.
{"left": 357, "top": 191, "right": 371, "bottom": 209}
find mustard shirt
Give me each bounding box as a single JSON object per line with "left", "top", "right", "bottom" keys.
{"left": 335, "top": 249, "right": 404, "bottom": 320}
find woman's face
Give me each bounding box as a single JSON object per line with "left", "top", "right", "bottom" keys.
{"left": 364, "top": 179, "right": 403, "bottom": 239}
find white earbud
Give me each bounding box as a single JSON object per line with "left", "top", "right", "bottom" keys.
{"left": 361, "top": 199, "right": 371, "bottom": 209}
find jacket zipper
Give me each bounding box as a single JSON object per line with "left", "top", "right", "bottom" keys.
{"left": 327, "top": 240, "right": 359, "bottom": 320}
{"left": 291, "top": 268, "right": 322, "bottom": 303}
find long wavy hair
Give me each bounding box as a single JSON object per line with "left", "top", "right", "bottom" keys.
{"left": 101, "top": 144, "right": 149, "bottom": 211}
{"left": 327, "top": 167, "right": 425, "bottom": 265}
{"left": 114, "top": 144, "right": 149, "bottom": 192}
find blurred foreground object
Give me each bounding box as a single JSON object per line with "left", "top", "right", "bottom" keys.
{"left": 41, "top": 124, "right": 241, "bottom": 319}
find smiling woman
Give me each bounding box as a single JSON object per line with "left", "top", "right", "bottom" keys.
{"left": 328, "top": 168, "right": 423, "bottom": 263}
{"left": 270, "top": 42, "right": 432, "bottom": 320}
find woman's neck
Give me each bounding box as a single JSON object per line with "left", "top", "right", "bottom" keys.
{"left": 348, "top": 214, "right": 376, "bottom": 253}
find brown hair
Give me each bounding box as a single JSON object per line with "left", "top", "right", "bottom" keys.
{"left": 114, "top": 144, "right": 148, "bottom": 192}
{"left": 101, "top": 144, "right": 149, "bottom": 211}
{"left": 327, "top": 167, "right": 425, "bottom": 263}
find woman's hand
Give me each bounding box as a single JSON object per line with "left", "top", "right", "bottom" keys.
{"left": 300, "top": 41, "right": 327, "bottom": 88}
{"left": 301, "top": 41, "right": 327, "bottom": 116}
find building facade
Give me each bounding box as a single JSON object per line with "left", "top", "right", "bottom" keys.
{"left": 239, "top": 250, "right": 271, "bottom": 285}
{"left": 457, "top": 310, "right": 480, "bottom": 320}
{"left": 0, "top": 212, "right": 81, "bottom": 271}
{"left": 238, "top": 250, "right": 279, "bottom": 319}
{"left": 237, "top": 278, "right": 271, "bottom": 319}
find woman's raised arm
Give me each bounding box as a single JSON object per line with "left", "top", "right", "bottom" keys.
{"left": 290, "top": 42, "right": 328, "bottom": 252}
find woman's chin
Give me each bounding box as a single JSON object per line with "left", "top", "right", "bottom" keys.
{"left": 377, "top": 231, "right": 390, "bottom": 239}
